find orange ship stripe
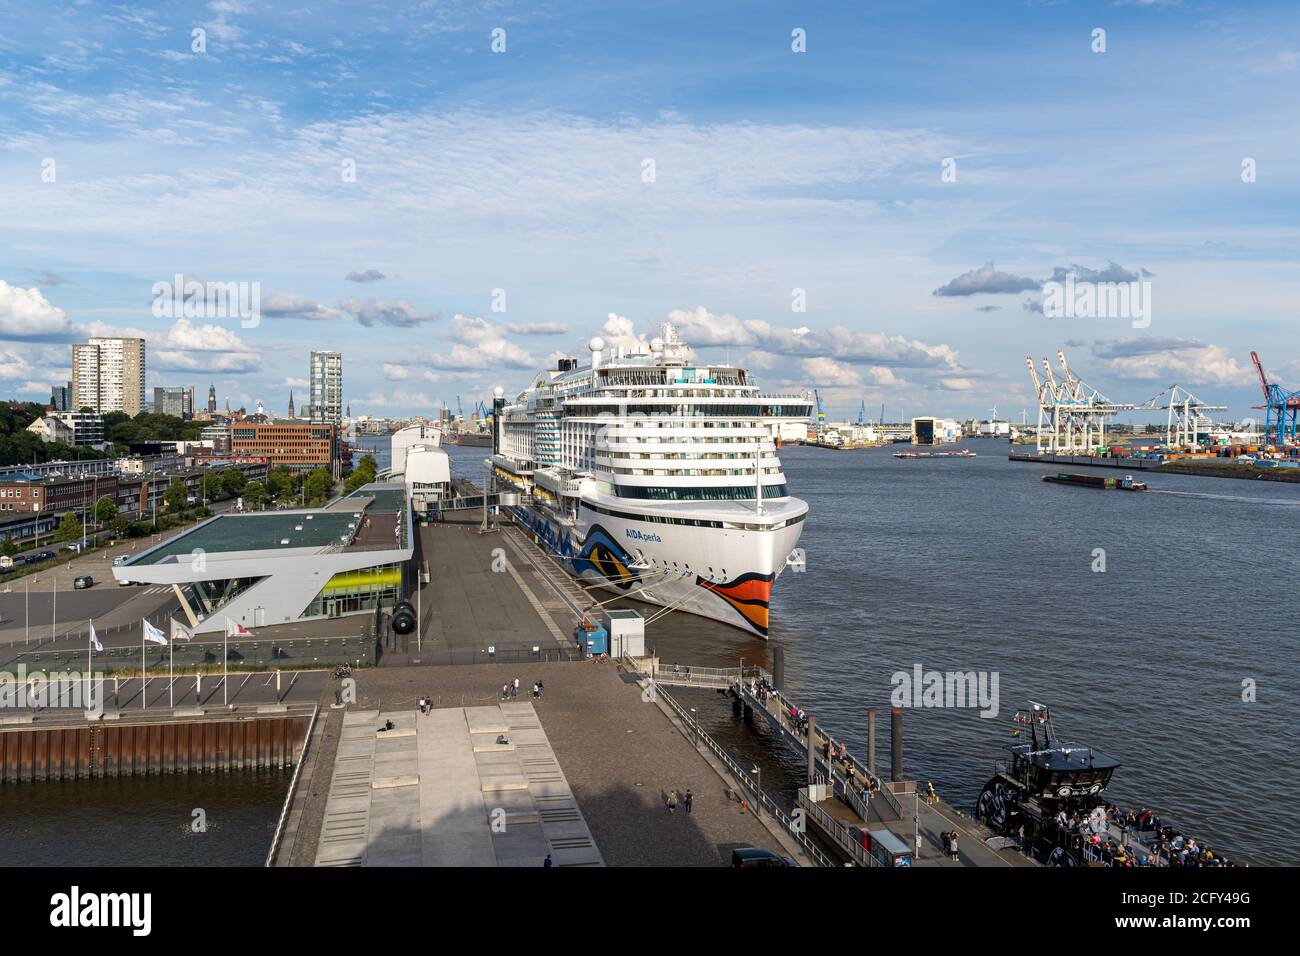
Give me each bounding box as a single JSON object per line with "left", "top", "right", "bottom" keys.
{"left": 700, "top": 577, "right": 772, "bottom": 604}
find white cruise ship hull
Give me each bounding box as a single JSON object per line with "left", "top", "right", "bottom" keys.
{"left": 508, "top": 497, "right": 806, "bottom": 637}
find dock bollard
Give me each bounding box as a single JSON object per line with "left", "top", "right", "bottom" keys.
{"left": 867, "top": 709, "right": 876, "bottom": 777}
{"left": 806, "top": 714, "right": 817, "bottom": 784}
{"left": 890, "top": 707, "right": 903, "bottom": 781}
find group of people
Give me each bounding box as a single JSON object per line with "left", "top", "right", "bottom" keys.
{"left": 666, "top": 788, "right": 694, "bottom": 814}
{"left": 1053, "top": 803, "right": 1241, "bottom": 868}
{"left": 498, "top": 677, "right": 545, "bottom": 701}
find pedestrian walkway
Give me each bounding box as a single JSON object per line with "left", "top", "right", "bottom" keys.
{"left": 314, "top": 700, "right": 602, "bottom": 867}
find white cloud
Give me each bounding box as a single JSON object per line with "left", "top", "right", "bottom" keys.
{"left": 382, "top": 363, "right": 410, "bottom": 380}
{"left": 800, "top": 357, "right": 861, "bottom": 387}
{"left": 0, "top": 281, "right": 73, "bottom": 338}
{"left": 430, "top": 315, "right": 536, "bottom": 370}
{"left": 152, "top": 319, "right": 260, "bottom": 373}
{"left": 505, "top": 322, "right": 570, "bottom": 336}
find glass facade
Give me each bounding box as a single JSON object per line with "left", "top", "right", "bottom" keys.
{"left": 299, "top": 562, "right": 402, "bottom": 620}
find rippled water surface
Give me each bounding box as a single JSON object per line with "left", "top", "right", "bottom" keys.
{"left": 573, "top": 440, "right": 1298, "bottom": 866}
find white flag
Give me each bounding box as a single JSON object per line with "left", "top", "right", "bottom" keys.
{"left": 170, "top": 619, "right": 193, "bottom": 643}
{"left": 225, "top": 618, "right": 254, "bottom": 638}
{"left": 143, "top": 619, "right": 168, "bottom": 646}
{"left": 89, "top": 622, "right": 102, "bottom": 653}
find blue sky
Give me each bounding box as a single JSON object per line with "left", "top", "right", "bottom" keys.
{"left": 1, "top": 0, "right": 1298, "bottom": 422}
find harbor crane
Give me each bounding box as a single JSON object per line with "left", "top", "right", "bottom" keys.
{"left": 1131, "top": 385, "right": 1227, "bottom": 447}
{"left": 1026, "top": 351, "right": 1134, "bottom": 454}
{"left": 1249, "top": 351, "right": 1300, "bottom": 446}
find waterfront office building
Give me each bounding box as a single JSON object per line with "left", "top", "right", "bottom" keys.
{"left": 230, "top": 419, "right": 339, "bottom": 472}
{"left": 112, "top": 483, "right": 412, "bottom": 634}
{"left": 72, "top": 337, "right": 146, "bottom": 415}
{"left": 50, "top": 382, "right": 72, "bottom": 411}
{"left": 310, "top": 351, "right": 343, "bottom": 424}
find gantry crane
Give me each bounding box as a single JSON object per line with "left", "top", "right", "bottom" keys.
{"left": 1249, "top": 351, "right": 1300, "bottom": 447}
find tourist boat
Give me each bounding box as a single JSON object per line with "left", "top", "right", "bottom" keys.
{"left": 492, "top": 322, "right": 812, "bottom": 637}
{"left": 975, "top": 703, "right": 1123, "bottom": 865}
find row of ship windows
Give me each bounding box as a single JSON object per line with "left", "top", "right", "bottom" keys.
{"left": 612, "top": 484, "right": 791, "bottom": 501}
{"left": 585, "top": 501, "right": 806, "bottom": 531}
{"left": 602, "top": 452, "right": 777, "bottom": 460}
{"left": 566, "top": 404, "right": 805, "bottom": 416}
{"left": 611, "top": 469, "right": 783, "bottom": 478}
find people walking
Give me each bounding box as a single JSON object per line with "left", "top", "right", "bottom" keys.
{"left": 948, "top": 831, "right": 959, "bottom": 861}
{"left": 512, "top": 677, "right": 520, "bottom": 698}
{"left": 667, "top": 789, "right": 679, "bottom": 814}
{"left": 684, "top": 789, "right": 693, "bottom": 813}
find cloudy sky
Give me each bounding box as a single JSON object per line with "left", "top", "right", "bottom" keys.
{"left": 1, "top": 0, "right": 1298, "bottom": 422}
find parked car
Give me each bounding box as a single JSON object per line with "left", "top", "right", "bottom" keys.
{"left": 35, "top": 551, "right": 55, "bottom": 562}
{"left": 62, "top": 542, "right": 81, "bottom": 553}
{"left": 73, "top": 575, "right": 94, "bottom": 590}
{"left": 730, "top": 847, "right": 797, "bottom": 868}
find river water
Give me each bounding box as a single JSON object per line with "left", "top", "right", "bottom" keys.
{"left": 456, "top": 438, "right": 1298, "bottom": 866}
{"left": 0, "top": 771, "right": 287, "bottom": 866}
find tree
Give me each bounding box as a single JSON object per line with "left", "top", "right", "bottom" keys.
{"left": 220, "top": 467, "right": 246, "bottom": 497}
{"left": 53, "top": 513, "right": 83, "bottom": 543}
{"left": 110, "top": 516, "right": 129, "bottom": 538}
{"left": 304, "top": 468, "right": 333, "bottom": 505}
{"left": 201, "top": 472, "right": 223, "bottom": 501}
{"left": 163, "top": 479, "right": 188, "bottom": 512}
{"left": 243, "top": 481, "right": 266, "bottom": 509}
{"left": 94, "top": 496, "right": 117, "bottom": 524}
{"left": 267, "top": 467, "right": 300, "bottom": 501}
{"left": 1, "top": 538, "right": 18, "bottom": 558}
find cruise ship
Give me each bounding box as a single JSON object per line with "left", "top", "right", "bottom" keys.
{"left": 492, "top": 323, "right": 813, "bottom": 637}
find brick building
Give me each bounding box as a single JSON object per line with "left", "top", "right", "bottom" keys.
{"left": 230, "top": 420, "right": 339, "bottom": 472}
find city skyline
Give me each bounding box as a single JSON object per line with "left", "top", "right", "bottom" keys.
{"left": 1, "top": 1, "right": 1298, "bottom": 424}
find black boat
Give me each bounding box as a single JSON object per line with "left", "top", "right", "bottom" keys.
{"left": 975, "top": 703, "right": 1121, "bottom": 864}
{"left": 1043, "top": 472, "right": 1146, "bottom": 491}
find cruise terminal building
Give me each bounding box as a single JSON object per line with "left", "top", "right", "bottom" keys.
{"left": 112, "top": 482, "right": 413, "bottom": 634}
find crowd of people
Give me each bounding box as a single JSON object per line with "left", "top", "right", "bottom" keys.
{"left": 1053, "top": 803, "right": 1243, "bottom": 868}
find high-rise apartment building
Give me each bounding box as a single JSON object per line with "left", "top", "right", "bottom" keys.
{"left": 309, "top": 351, "right": 343, "bottom": 424}
{"left": 71, "top": 337, "right": 146, "bottom": 415}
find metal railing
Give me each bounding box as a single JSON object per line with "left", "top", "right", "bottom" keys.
{"left": 641, "top": 671, "right": 835, "bottom": 868}
{"left": 650, "top": 662, "right": 740, "bottom": 689}
{"left": 796, "top": 788, "right": 882, "bottom": 867}
{"left": 734, "top": 666, "right": 907, "bottom": 820}
{"left": 264, "top": 702, "right": 320, "bottom": 867}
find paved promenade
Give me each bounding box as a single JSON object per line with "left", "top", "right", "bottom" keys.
{"left": 313, "top": 701, "right": 601, "bottom": 867}
{"left": 282, "top": 663, "right": 793, "bottom": 866}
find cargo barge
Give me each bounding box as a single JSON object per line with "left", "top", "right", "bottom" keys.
{"left": 894, "top": 449, "right": 977, "bottom": 459}
{"left": 1042, "top": 472, "right": 1146, "bottom": 491}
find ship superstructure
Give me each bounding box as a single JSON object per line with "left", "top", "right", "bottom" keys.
{"left": 492, "top": 323, "right": 812, "bottom": 636}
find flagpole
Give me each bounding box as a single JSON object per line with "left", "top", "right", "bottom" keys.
{"left": 141, "top": 619, "right": 146, "bottom": 710}
{"left": 87, "top": 618, "right": 93, "bottom": 704}
{"left": 169, "top": 626, "right": 174, "bottom": 708}
{"left": 223, "top": 619, "right": 228, "bottom": 706}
